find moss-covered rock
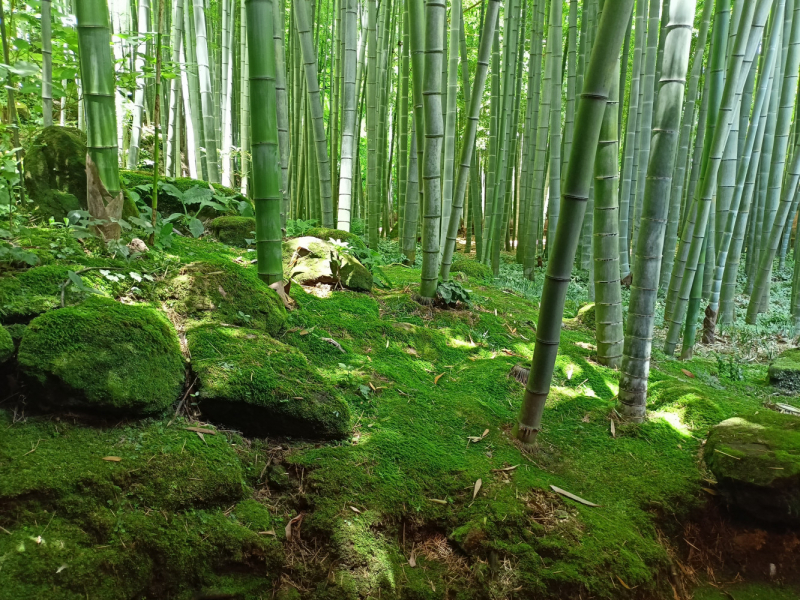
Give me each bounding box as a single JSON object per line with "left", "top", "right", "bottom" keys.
{"left": 23, "top": 126, "right": 87, "bottom": 220}
{"left": 159, "top": 259, "right": 286, "bottom": 334}
{"left": 576, "top": 303, "right": 596, "bottom": 329}
{"left": 768, "top": 348, "right": 800, "bottom": 392}
{"left": 450, "top": 255, "right": 493, "bottom": 281}
{"left": 0, "top": 326, "right": 13, "bottom": 363}
{"left": 305, "top": 227, "right": 367, "bottom": 250}
{"left": 18, "top": 297, "right": 185, "bottom": 415}
{"left": 208, "top": 216, "right": 256, "bottom": 247}
{"left": 283, "top": 236, "right": 372, "bottom": 291}
{"left": 705, "top": 411, "right": 800, "bottom": 525}
{"left": 188, "top": 325, "right": 350, "bottom": 439}
{"left": 0, "top": 264, "right": 71, "bottom": 322}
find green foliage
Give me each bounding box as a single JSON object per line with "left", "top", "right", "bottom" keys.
{"left": 436, "top": 279, "right": 471, "bottom": 306}
{"left": 0, "top": 325, "right": 13, "bottom": 363}
{"left": 17, "top": 296, "right": 185, "bottom": 414}
{"left": 284, "top": 218, "right": 318, "bottom": 237}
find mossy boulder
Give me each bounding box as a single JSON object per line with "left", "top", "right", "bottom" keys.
{"left": 768, "top": 348, "right": 800, "bottom": 392}
{"left": 0, "top": 264, "right": 71, "bottom": 322}
{"left": 576, "top": 303, "right": 596, "bottom": 329}
{"left": 18, "top": 297, "right": 185, "bottom": 415}
{"left": 305, "top": 227, "right": 367, "bottom": 250}
{"left": 23, "top": 126, "right": 87, "bottom": 220}
{"left": 188, "top": 324, "right": 350, "bottom": 439}
{"left": 159, "top": 259, "right": 286, "bottom": 334}
{"left": 283, "top": 236, "right": 372, "bottom": 292}
{"left": 705, "top": 411, "right": 800, "bottom": 525}
{"left": 450, "top": 255, "right": 493, "bottom": 281}
{"left": 0, "top": 326, "right": 12, "bottom": 363}
{"left": 208, "top": 216, "right": 256, "bottom": 247}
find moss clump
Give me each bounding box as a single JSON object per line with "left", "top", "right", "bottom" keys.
{"left": 160, "top": 259, "right": 287, "bottom": 334}
{"left": 0, "top": 326, "right": 13, "bottom": 363}
{"left": 706, "top": 411, "right": 800, "bottom": 525}
{"left": 0, "top": 264, "right": 71, "bottom": 322}
{"left": 283, "top": 237, "right": 372, "bottom": 291}
{"left": 768, "top": 348, "right": 800, "bottom": 391}
{"left": 575, "top": 303, "right": 596, "bottom": 329}
{"left": 305, "top": 227, "right": 367, "bottom": 250}
{"left": 189, "top": 325, "right": 350, "bottom": 438}
{"left": 208, "top": 216, "right": 256, "bottom": 247}
{"left": 18, "top": 296, "right": 185, "bottom": 415}
{"left": 23, "top": 126, "right": 87, "bottom": 220}
{"left": 450, "top": 254, "right": 494, "bottom": 281}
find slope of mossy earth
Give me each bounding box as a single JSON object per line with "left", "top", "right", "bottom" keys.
{"left": 0, "top": 220, "right": 796, "bottom": 599}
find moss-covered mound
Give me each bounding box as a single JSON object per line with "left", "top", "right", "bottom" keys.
{"left": 0, "top": 326, "right": 13, "bottom": 363}
{"left": 450, "top": 254, "right": 494, "bottom": 281}
{"left": 0, "top": 264, "right": 72, "bottom": 322}
{"left": 208, "top": 216, "right": 255, "bottom": 247}
{"left": 576, "top": 303, "right": 596, "bottom": 329}
{"left": 18, "top": 297, "right": 185, "bottom": 415}
{"left": 189, "top": 324, "right": 350, "bottom": 438}
{"left": 23, "top": 126, "right": 87, "bottom": 220}
{"left": 0, "top": 411, "right": 282, "bottom": 599}
{"left": 160, "top": 259, "right": 286, "bottom": 334}
{"left": 283, "top": 236, "right": 372, "bottom": 291}
{"left": 305, "top": 227, "right": 367, "bottom": 250}
{"left": 768, "top": 348, "right": 800, "bottom": 391}
{"left": 705, "top": 411, "right": 800, "bottom": 525}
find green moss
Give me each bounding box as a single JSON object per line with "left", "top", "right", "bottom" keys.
{"left": 647, "top": 380, "right": 726, "bottom": 428}
{"left": 305, "top": 227, "right": 367, "bottom": 250}
{"left": 768, "top": 348, "right": 800, "bottom": 391}
{"left": 18, "top": 296, "right": 185, "bottom": 415}
{"left": 159, "top": 258, "right": 287, "bottom": 334}
{"left": 23, "top": 126, "right": 87, "bottom": 220}
{"left": 575, "top": 303, "right": 596, "bottom": 329}
{"left": 188, "top": 324, "right": 350, "bottom": 439}
{"left": 450, "top": 254, "right": 494, "bottom": 281}
{"left": 0, "top": 264, "right": 72, "bottom": 322}
{"left": 693, "top": 583, "right": 800, "bottom": 600}
{"left": 208, "top": 215, "right": 256, "bottom": 247}
{"left": 0, "top": 325, "right": 13, "bottom": 363}
{"left": 283, "top": 237, "right": 372, "bottom": 291}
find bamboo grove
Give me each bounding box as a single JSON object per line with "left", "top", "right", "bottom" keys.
{"left": 3, "top": 0, "right": 800, "bottom": 443}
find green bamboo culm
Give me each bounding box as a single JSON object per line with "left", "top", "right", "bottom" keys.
{"left": 440, "top": 0, "right": 462, "bottom": 257}
{"left": 336, "top": 0, "right": 358, "bottom": 231}
{"left": 192, "top": 0, "right": 221, "bottom": 182}
{"left": 592, "top": 49, "right": 623, "bottom": 368}
{"left": 418, "top": 0, "right": 446, "bottom": 300}
{"left": 74, "top": 0, "right": 121, "bottom": 197}
{"left": 295, "top": 0, "right": 334, "bottom": 228}
{"left": 41, "top": 0, "right": 53, "bottom": 126}
{"left": 618, "top": 0, "right": 696, "bottom": 421}
{"left": 366, "top": 0, "right": 379, "bottom": 247}
{"left": 515, "top": 0, "right": 635, "bottom": 445}
{"left": 440, "top": 0, "right": 501, "bottom": 280}
{"left": 246, "top": 0, "right": 283, "bottom": 285}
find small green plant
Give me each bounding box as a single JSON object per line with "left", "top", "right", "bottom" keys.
{"left": 436, "top": 280, "right": 471, "bottom": 307}
{"left": 285, "top": 218, "right": 318, "bottom": 237}
{"left": 716, "top": 353, "right": 744, "bottom": 381}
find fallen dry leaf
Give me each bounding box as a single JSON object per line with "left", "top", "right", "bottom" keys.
{"left": 681, "top": 368, "right": 695, "bottom": 378}
{"left": 550, "top": 485, "right": 599, "bottom": 507}
{"left": 195, "top": 432, "right": 206, "bottom": 444}
{"left": 434, "top": 373, "right": 444, "bottom": 385}
{"left": 610, "top": 420, "right": 616, "bottom": 438}
{"left": 617, "top": 576, "right": 631, "bottom": 590}
{"left": 350, "top": 506, "right": 361, "bottom": 514}
{"left": 429, "top": 498, "right": 448, "bottom": 505}
{"left": 258, "top": 530, "right": 276, "bottom": 536}
{"left": 299, "top": 326, "right": 316, "bottom": 336}
{"left": 321, "top": 337, "right": 346, "bottom": 353}
{"left": 701, "top": 487, "right": 718, "bottom": 496}
{"left": 473, "top": 479, "right": 482, "bottom": 500}
{"left": 408, "top": 550, "right": 417, "bottom": 567}
{"left": 186, "top": 427, "right": 217, "bottom": 435}
{"left": 491, "top": 465, "right": 518, "bottom": 472}
{"left": 285, "top": 513, "right": 304, "bottom": 541}
{"left": 102, "top": 456, "right": 122, "bottom": 462}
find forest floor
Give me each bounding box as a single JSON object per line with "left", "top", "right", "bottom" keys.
{"left": 1, "top": 224, "right": 799, "bottom": 600}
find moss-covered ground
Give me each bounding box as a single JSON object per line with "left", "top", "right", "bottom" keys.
{"left": 1, "top": 218, "right": 798, "bottom": 599}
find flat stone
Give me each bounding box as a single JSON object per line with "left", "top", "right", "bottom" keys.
{"left": 283, "top": 237, "right": 372, "bottom": 292}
